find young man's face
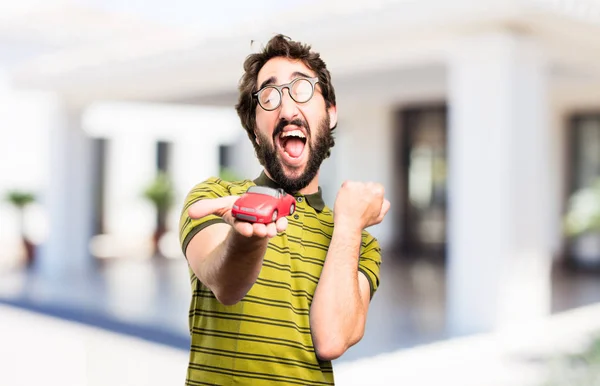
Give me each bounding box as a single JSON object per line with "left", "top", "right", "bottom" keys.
{"left": 254, "top": 57, "right": 337, "bottom": 193}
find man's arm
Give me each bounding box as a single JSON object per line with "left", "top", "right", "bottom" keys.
{"left": 185, "top": 196, "right": 287, "bottom": 305}
{"left": 309, "top": 181, "right": 390, "bottom": 361}
{"left": 309, "top": 224, "right": 372, "bottom": 361}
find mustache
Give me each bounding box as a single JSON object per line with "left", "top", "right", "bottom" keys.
{"left": 273, "top": 118, "right": 310, "bottom": 140}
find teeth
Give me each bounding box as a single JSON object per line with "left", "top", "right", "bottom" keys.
{"left": 280, "top": 129, "right": 306, "bottom": 139}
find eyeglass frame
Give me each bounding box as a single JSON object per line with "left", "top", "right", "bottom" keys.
{"left": 253, "top": 77, "right": 320, "bottom": 111}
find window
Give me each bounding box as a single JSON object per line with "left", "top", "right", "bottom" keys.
{"left": 247, "top": 186, "right": 278, "bottom": 197}
{"left": 156, "top": 141, "right": 171, "bottom": 173}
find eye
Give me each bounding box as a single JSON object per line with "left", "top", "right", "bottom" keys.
{"left": 260, "top": 87, "right": 280, "bottom": 107}
{"left": 291, "top": 79, "right": 313, "bottom": 102}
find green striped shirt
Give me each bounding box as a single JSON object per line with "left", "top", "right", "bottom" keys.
{"left": 179, "top": 172, "right": 382, "bottom": 385}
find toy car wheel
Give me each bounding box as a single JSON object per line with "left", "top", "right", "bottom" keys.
{"left": 271, "top": 210, "right": 278, "bottom": 223}
{"left": 289, "top": 204, "right": 295, "bottom": 215}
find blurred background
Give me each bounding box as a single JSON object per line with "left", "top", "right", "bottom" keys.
{"left": 2, "top": 0, "right": 600, "bottom": 385}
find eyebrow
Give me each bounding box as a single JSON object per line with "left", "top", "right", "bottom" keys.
{"left": 257, "top": 71, "right": 314, "bottom": 91}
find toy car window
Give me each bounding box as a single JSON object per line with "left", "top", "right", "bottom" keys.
{"left": 247, "top": 186, "right": 278, "bottom": 197}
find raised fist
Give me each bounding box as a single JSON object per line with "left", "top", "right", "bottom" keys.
{"left": 333, "top": 181, "right": 391, "bottom": 231}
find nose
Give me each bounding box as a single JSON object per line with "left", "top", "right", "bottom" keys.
{"left": 278, "top": 88, "right": 299, "bottom": 121}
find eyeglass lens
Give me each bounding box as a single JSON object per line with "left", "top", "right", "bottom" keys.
{"left": 258, "top": 78, "right": 314, "bottom": 110}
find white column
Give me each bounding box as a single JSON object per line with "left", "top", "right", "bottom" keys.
{"left": 0, "top": 77, "right": 56, "bottom": 268}
{"left": 170, "top": 136, "right": 220, "bottom": 227}
{"left": 447, "top": 32, "right": 552, "bottom": 335}
{"left": 104, "top": 134, "right": 157, "bottom": 258}
{"left": 39, "top": 108, "right": 97, "bottom": 277}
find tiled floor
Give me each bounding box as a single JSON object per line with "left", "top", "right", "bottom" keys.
{"left": 0, "top": 304, "right": 189, "bottom": 386}
{"left": 5, "top": 301, "right": 600, "bottom": 386}
{"left": 0, "top": 254, "right": 599, "bottom": 365}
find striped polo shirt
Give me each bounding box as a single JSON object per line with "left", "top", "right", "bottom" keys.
{"left": 179, "top": 172, "right": 382, "bottom": 385}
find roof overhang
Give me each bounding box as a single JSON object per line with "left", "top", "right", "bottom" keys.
{"left": 9, "top": 0, "right": 600, "bottom": 105}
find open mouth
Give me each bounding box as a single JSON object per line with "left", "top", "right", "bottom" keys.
{"left": 277, "top": 128, "right": 308, "bottom": 164}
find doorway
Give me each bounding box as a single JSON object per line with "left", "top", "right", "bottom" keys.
{"left": 566, "top": 114, "right": 600, "bottom": 270}
{"left": 396, "top": 106, "right": 448, "bottom": 260}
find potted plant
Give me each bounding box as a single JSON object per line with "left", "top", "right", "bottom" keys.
{"left": 564, "top": 177, "right": 600, "bottom": 269}
{"left": 5, "top": 190, "right": 36, "bottom": 268}
{"left": 219, "top": 166, "right": 241, "bottom": 182}
{"left": 142, "top": 172, "right": 175, "bottom": 257}
{"left": 541, "top": 333, "right": 600, "bottom": 386}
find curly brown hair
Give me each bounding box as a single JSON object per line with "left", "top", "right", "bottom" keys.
{"left": 235, "top": 34, "right": 337, "bottom": 153}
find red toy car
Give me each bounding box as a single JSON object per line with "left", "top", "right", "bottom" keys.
{"left": 231, "top": 186, "right": 296, "bottom": 223}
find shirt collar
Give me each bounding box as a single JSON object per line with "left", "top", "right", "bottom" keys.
{"left": 253, "top": 171, "right": 325, "bottom": 212}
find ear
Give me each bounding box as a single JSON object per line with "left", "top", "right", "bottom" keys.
{"left": 254, "top": 130, "right": 260, "bottom": 145}
{"left": 327, "top": 105, "right": 338, "bottom": 129}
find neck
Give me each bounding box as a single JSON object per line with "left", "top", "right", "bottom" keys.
{"left": 299, "top": 171, "right": 320, "bottom": 195}
{"left": 263, "top": 169, "right": 320, "bottom": 195}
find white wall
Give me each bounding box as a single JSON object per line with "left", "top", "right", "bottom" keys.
{"left": 331, "top": 104, "right": 397, "bottom": 249}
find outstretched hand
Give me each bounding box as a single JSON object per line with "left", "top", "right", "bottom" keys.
{"left": 188, "top": 196, "right": 288, "bottom": 238}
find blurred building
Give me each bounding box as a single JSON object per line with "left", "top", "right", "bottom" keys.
{"left": 1, "top": 0, "right": 600, "bottom": 337}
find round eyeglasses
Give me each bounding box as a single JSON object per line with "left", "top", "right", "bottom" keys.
{"left": 253, "top": 77, "right": 319, "bottom": 111}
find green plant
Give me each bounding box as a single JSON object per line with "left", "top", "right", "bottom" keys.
{"left": 219, "top": 167, "right": 241, "bottom": 182}
{"left": 143, "top": 172, "right": 174, "bottom": 212}
{"left": 142, "top": 172, "right": 175, "bottom": 257}
{"left": 541, "top": 334, "right": 600, "bottom": 386}
{"left": 5, "top": 190, "right": 36, "bottom": 267}
{"left": 564, "top": 178, "right": 600, "bottom": 237}
{"left": 6, "top": 191, "right": 35, "bottom": 209}
{"left": 5, "top": 190, "right": 36, "bottom": 236}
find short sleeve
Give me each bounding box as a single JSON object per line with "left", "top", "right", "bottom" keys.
{"left": 178, "top": 177, "right": 229, "bottom": 257}
{"left": 358, "top": 231, "right": 382, "bottom": 300}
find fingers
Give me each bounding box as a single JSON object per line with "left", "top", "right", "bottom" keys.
{"left": 188, "top": 196, "right": 239, "bottom": 219}
{"left": 377, "top": 199, "right": 391, "bottom": 223}
{"left": 365, "top": 198, "right": 391, "bottom": 228}
{"left": 231, "top": 221, "right": 285, "bottom": 238}
{"left": 275, "top": 217, "right": 288, "bottom": 233}
{"left": 336, "top": 180, "right": 391, "bottom": 229}
{"left": 365, "top": 182, "right": 387, "bottom": 223}
{"left": 364, "top": 182, "right": 390, "bottom": 227}
{"left": 232, "top": 220, "right": 255, "bottom": 238}
{"left": 252, "top": 222, "right": 269, "bottom": 238}
{"left": 265, "top": 222, "right": 279, "bottom": 238}
{"left": 229, "top": 215, "right": 288, "bottom": 239}
{"left": 367, "top": 182, "right": 385, "bottom": 198}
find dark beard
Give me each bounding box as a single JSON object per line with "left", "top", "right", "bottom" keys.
{"left": 255, "top": 116, "right": 334, "bottom": 193}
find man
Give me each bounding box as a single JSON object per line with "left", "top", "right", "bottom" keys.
{"left": 179, "top": 34, "right": 390, "bottom": 385}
